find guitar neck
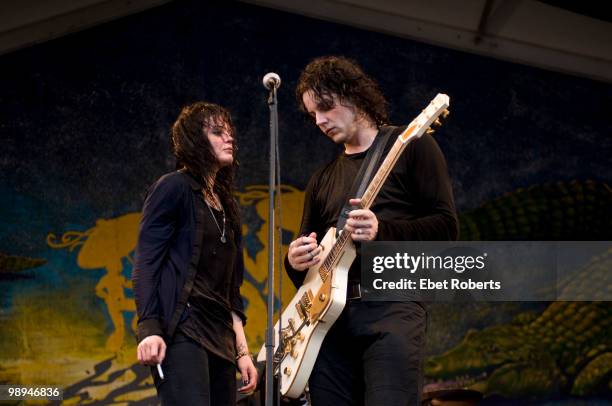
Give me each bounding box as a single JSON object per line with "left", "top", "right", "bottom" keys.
{"left": 361, "top": 93, "right": 450, "bottom": 209}
{"left": 360, "top": 136, "right": 408, "bottom": 210}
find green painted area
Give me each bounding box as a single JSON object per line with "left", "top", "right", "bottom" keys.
{"left": 459, "top": 180, "right": 611, "bottom": 241}
{"left": 426, "top": 180, "right": 612, "bottom": 399}
{"left": 426, "top": 300, "right": 611, "bottom": 398}
{"left": 0, "top": 252, "right": 46, "bottom": 273}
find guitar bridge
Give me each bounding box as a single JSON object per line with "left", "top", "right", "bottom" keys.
{"left": 295, "top": 290, "right": 313, "bottom": 321}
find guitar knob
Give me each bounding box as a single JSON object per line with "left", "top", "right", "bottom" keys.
{"left": 425, "top": 128, "right": 435, "bottom": 135}
{"left": 296, "top": 333, "right": 305, "bottom": 342}
{"left": 284, "top": 367, "right": 292, "bottom": 376}
{"left": 291, "top": 348, "right": 299, "bottom": 358}
{"left": 433, "top": 118, "right": 442, "bottom": 127}
{"left": 319, "top": 293, "right": 327, "bottom": 301}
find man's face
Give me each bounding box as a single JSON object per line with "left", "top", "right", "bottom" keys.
{"left": 205, "top": 119, "right": 234, "bottom": 167}
{"left": 302, "top": 90, "right": 360, "bottom": 145}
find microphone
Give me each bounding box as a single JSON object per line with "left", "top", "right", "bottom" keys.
{"left": 262, "top": 72, "right": 281, "bottom": 90}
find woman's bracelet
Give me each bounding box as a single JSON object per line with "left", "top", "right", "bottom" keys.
{"left": 235, "top": 349, "right": 251, "bottom": 361}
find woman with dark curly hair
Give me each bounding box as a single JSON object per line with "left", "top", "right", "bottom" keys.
{"left": 133, "top": 102, "right": 257, "bottom": 405}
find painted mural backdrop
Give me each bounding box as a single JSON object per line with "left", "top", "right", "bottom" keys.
{"left": 0, "top": 0, "right": 610, "bottom": 404}
{"left": 1, "top": 181, "right": 609, "bottom": 405}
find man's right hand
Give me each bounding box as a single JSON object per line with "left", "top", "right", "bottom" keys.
{"left": 137, "top": 335, "right": 167, "bottom": 365}
{"left": 287, "top": 232, "right": 320, "bottom": 271}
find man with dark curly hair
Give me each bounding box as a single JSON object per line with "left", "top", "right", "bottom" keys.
{"left": 286, "top": 56, "right": 458, "bottom": 405}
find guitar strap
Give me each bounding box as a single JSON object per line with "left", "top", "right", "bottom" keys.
{"left": 335, "top": 125, "right": 396, "bottom": 236}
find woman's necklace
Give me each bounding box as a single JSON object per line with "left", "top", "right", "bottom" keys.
{"left": 203, "top": 189, "right": 226, "bottom": 243}
{"left": 206, "top": 203, "right": 226, "bottom": 243}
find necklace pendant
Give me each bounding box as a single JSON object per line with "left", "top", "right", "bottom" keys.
{"left": 220, "top": 235, "right": 227, "bottom": 244}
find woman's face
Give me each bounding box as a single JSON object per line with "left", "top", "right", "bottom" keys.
{"left": 205, "top": 119, "right": 234, "bottom": 168}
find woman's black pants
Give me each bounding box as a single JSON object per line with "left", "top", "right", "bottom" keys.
{"left": 152, "top": 332, "right": 236, "bottom": 405}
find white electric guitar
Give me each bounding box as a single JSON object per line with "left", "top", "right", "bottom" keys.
{"left": 257, "top": 94, "right": 450, "bottom": 398}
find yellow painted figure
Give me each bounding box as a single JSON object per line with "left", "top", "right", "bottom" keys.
{"left": 47, "top": 213, "right": 141, "bottom": 351}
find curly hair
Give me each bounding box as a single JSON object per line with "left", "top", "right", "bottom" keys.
{"left": 170, "top": 102, "right": 240, "bottom": 237}
{"left": 295, "top": 56, "right": 389, "bottom": 127}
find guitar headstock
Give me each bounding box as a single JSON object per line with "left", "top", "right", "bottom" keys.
{"left": 399, "top": 93, "right": 450, "bottom": 143}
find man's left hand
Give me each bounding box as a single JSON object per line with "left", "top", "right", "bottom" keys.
{"left": 345, "top": 198, "right": 378, "bottom": 242}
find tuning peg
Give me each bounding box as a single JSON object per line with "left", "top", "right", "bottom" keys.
{"left": 432, "top": 118, "right": 442, "bottom": 128}
{"left": 425, "top": 128, "right": 435, "bottom": 135}
{"left": 441, "top": 109, "right": 450, "bottom": 118}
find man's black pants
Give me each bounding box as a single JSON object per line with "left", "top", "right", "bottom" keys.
{"left": 152, "top": 332, "right": 236, "bottom": 405}
{"left": 308, "top": 300, "right": 426, "bottom": 406}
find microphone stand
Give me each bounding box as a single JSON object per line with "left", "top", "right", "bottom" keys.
{"left": 265, "top": 83, "right": 279, "bottom": 406}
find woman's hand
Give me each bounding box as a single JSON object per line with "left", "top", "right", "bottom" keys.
{"left": 237, "top": 354, "right": 258, "bottom": 393}
{"left": 137, "top": 335, "right": 166, "bottom": 365}
{"left": 232, "top": 311, "right": 258, "bottom": 393}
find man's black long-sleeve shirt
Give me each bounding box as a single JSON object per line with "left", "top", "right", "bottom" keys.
{"left": 286, "top": 126, "right": 459, "bottom": 288}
